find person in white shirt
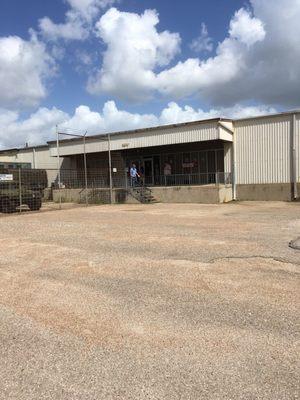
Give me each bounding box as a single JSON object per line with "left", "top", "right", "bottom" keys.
{"left": 164, "top": 162, "right": 172, "bottom": 176}
{"left": 163, "top": 162, "right": 172, "bottom": 185}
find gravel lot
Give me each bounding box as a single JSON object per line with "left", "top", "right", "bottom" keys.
{"left": 0, "top": 202, "right": 299, "bottom": 400}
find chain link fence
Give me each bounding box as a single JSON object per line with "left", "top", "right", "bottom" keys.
{"left": 0, "top": 169, "right": 46, "bottom": 214}
{"left": 0, "top": 168, "right": 115, "bottom": 215}
{"left": 0, "top": 167, "right": 232, "bottom": 216}
{"left": 0, "top": 167, "right": 130, "bottom": 215}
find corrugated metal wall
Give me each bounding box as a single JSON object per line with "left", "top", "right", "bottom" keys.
{"left": 113, "top": 122, "right": 219, "bottom": 149}
{"left": 50, "top": 122, "right": 220, "bottom": 157}
{"left": 224, "top": 143, "right": 232, "bottom": 174}
{"left": 0, "top": 147, "right": 73, "bottom": 170}
{"left": 235, "top": 115, "right": 291, "bottom": 184}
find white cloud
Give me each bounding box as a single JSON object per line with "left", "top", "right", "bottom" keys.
{"left": 89, "top": 1, "right": 300, "bottom": 108}
{"left": 0, "top": 34, "right": 55, "bottom": 109}
{"left": 88, "top": 7, "right": 262, "bottom": 101}
{"left": 0, "top": 107, "right": 68, "bottom": 149}
{"left": 87, "top": 8, "right": 181, "bottom": 101}
{"left": 159, "top": 102, "right": 276, "bottom": 125}
{"left": 60, "top": 101, "right": 158, "bottom": 133}
{"left": 190, "top": 23, "right": 213, "bottom": 53}
{"left": 206, "top": 0, "right": 300, "bottom": 107}
{"left": 39, "top": 12, "right": 89, "bottom": 41}
{"left": 154, "top": 6, "right": 266, "bottom": 100}
{"left": 156, "top": 37, "right": 244, "bottom": 98}
{"left": 0, "top": 101, "right": 276, "bottom": 149}
{"left": 66, "top": 0, "right": 117, "bottom": 21}
{"left": 229, "top": 8, "right": 265, "bottom": 46}
{"left": 39, "top": 0, "right": 117, "bottom": 41}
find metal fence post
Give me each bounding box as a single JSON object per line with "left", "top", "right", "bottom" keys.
{"left": 83, "top": 133, "right": 88, "bottom": 206}
{"left": 56, "top": 126, "right": 62, "bottom": 210}
{"left": 108, "top": 134, "right": 113, "bottom": 204}
{"left": 125, "top": 169, "right": 128, "bottom": 191}
{"left": 18, "top": 168, "right": 22, "bottom": 213}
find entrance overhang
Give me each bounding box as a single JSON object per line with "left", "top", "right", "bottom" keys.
{"left": 48, "top": 119, "right": 233, "bottom": 157}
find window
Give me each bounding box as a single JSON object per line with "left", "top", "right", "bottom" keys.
{"left": 0, "top": 162, "right": 31, "bottom": 169}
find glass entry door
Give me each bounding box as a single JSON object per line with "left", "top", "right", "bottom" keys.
{"left": 143, "top": 158, "right": 154, "bottom": 185}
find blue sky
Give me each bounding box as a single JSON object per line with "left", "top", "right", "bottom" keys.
{"left": 0, "top": 0, "right": 245, "bottom": 114}
{"left": 0, "top": 0, "right": 299, "bottom": 148}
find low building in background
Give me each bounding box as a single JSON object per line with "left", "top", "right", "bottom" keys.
{"left": 0, "top": 110, "right": 299, "bottom": 204}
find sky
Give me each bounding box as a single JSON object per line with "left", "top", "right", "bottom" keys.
{"left": 0, "top": 0, "right": 299, "bottom": 148}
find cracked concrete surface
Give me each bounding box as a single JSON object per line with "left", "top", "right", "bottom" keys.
{"left": 0, "top": 202, "right": 299, "bottom": 399}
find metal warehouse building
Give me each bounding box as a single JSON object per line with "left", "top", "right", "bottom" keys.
{"left": 0, "top": 110, "right": 299, "bottom": 204}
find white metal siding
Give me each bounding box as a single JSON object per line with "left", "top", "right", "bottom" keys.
{"left": 0, "top": 147, "right": 68, "bottom": 186}
{"left": 50, "top": 122, "right": 220, "bottom": 157}
{"left": 113, "top": 123, "right": 219, "bottom": 149}
{"left": 235, "top": 115, "right": 291, "bottom": 184}
{"left": 224, "top": 143, "right": 232, "bottom": 174}
{"left": 0, "top": 148, "right": 71, "bottom": 169}
{"left": 219, "top": 126, "right": 233, "bottom": 142}
{"left": 0, "top": 150, "right": 34, "bottom": 165}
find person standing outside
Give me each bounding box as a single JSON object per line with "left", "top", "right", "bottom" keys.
{"left": 164, "top": 162, "right": 172, "bottom": 176}
{"left": 163, "top": 161, "right": 172, "bottom": 185}
{"left": 130, "top": 163, "right": 139, "bottom": 187}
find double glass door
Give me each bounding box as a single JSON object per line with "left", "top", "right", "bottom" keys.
{"left": 128, "top": 156, "right": 160, "bottom": 186}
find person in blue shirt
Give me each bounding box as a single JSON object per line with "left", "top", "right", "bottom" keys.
{"left": 130, "top": 163, "right": 139, "bottom": 187}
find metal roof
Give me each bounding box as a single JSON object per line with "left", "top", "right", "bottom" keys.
{"left": 234, "top": 109, "right": 300, "bottom": 122}
{"left": 0, "top": 144, "right": 49, "bottom": 154}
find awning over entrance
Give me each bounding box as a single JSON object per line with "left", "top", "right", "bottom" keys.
{"left": 48, "top": 119, "right": 233, "bottom": 157}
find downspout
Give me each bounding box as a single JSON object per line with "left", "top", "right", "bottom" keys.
{"left": 291, "top": 113, "right": 298, "bottom": 200}
{"left": 232, "top": 124, "right": 237, "bottom": 200}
